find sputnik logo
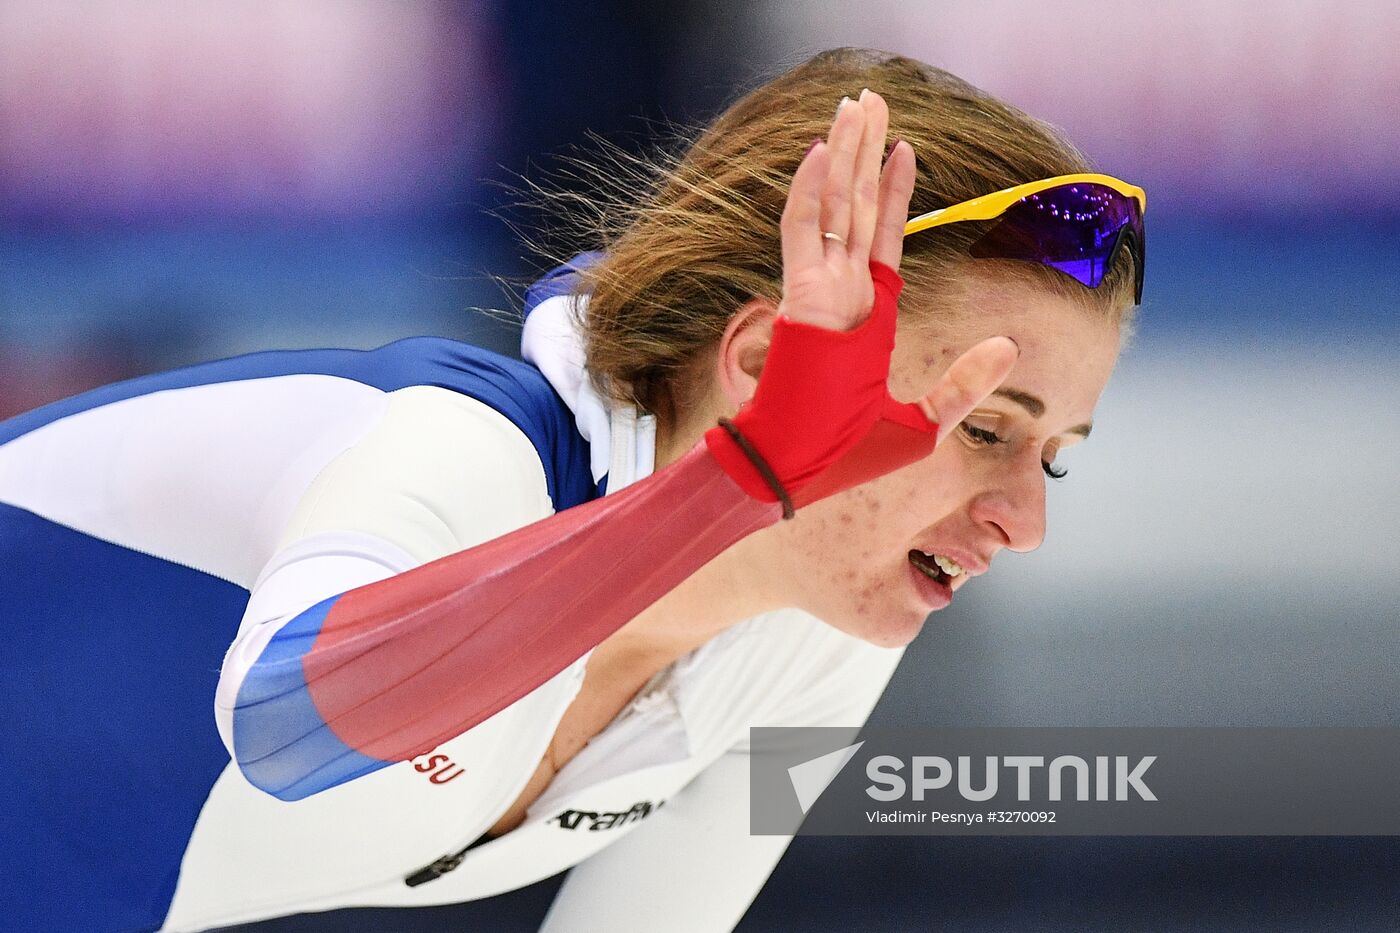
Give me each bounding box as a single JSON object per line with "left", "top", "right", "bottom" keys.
{"left": 787, "top": 741, "right": 865, "bottom": 814}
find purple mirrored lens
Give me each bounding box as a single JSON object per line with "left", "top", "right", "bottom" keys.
{"left": 969, "top": 183, "right": 1144, "bottom": 300}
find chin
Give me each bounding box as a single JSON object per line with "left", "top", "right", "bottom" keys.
{"left": 840, "top": 602, "right": 931, "bottom": 649}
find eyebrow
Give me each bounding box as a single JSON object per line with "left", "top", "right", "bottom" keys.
{"left": 992, "top": 387, "right": 1093, "bottom": 438}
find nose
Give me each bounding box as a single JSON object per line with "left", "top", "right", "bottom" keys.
{"left": 968, "top": 458, "right": 1047, "bottom": 553}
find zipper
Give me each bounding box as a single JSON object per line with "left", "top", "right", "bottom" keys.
{"left": 404, "top": 832, "right": 490, "bottom": 887}
{"left": 404, "top": 851, "right": 465, "bottom": 888}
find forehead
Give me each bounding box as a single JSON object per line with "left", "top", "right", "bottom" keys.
{"left": 889, "top": 272, "right": 1124, "bottom": 420}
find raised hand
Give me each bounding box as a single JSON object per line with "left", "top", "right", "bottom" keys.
{"left": 705, "top": 89, "right": 1021, "bottom": 514}
{"left": 780, "top": 88, "right": 1020, "bottom": 432}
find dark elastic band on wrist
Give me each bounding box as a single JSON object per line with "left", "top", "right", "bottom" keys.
{"left": 716, "top": 417, "right": 795, "bottom": 520}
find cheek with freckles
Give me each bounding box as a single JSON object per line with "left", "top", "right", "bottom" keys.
{"left": 774, "top": 453, "right": 966, "bottom": 645}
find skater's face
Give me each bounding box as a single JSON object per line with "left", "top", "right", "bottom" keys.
{"left": 736, "top": 268, "right": 1125, "bottom": 647}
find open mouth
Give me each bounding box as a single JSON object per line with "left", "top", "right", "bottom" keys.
{"left": 907, "top": 549, "right": 965, "bottom": 587}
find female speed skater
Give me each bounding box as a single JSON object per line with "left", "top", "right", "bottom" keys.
{"left": 0, "top": 48, "right": 1144, "bottom": 932}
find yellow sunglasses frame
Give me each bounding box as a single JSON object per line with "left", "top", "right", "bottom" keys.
{"left": 902, "top": 172, "right": 1147, "bottom": 237}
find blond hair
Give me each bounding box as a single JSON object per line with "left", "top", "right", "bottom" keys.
{"left": 531, "top": 48, "right": 1136, "bottom": 427}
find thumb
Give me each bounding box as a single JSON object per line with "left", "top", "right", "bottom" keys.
{"left": 916, "top": 336, "right": 1021, "bottom": 431}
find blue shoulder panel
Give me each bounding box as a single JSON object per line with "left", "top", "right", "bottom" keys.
{"left": 523, "top": 250, "right": 603, "bottom": 318}
{"left": 0, "top": 337, "right": 596, "bottom": 512}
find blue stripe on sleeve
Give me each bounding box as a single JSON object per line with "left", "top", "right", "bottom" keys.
{"left": 231, "top": 595, "right": 389, "bottom": 801}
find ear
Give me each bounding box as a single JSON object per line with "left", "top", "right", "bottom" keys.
{"left": 713, "top": 295, "right": 779, "bottom": 413}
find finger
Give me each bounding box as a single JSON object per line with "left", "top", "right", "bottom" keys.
{"left": 917, "top": 336, "right": 1021, "bottom": 430}
{"left": 846, "top": 89, "right": 889, "bottom": 262}
{"left": 780, "top": 140, "right": 831, "bottom": 274}
{"left": 870, "top": 140, "right": 916, "bottom": 271}
{"left": 819, "top": 97, "right": 864, "bottom": 246}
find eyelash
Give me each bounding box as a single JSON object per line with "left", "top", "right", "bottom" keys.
{"left": 959, "top": 423, "right": 1069, "bottom": 479}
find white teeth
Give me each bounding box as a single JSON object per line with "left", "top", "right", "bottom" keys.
{"left": 932, "top": 554, "right": 965, "bottom": 577}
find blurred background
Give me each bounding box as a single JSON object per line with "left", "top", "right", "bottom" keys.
{"left": 3, "top": 0, "right": 1397, "bottom": 930}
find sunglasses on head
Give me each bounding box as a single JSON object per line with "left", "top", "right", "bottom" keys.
{"left": 903, "top": 173, "right": 1147, "bottom": 305}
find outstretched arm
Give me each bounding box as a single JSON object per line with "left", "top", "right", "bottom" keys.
{"left": 228, "top": 438, "right": 780, "bottom": 801}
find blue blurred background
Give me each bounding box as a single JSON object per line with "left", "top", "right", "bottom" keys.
{"left": 3, "top": 1, "right": 1397, "bottom": 930}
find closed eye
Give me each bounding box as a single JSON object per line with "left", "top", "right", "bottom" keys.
{"left": 961, "top": 422, "right": 1068, "bottom": 479}
{"left": 960, "top": 423, "right": 1004, "bottom": 446}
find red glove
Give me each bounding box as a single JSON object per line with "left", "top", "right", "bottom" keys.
{"left": 704, "top": 260, "right": 939, "bottom": 516}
